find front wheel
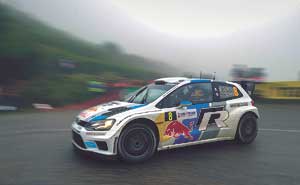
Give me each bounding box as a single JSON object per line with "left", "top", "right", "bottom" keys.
{"left": 235, "top": 113, "right": 258, "bottom": 144}
{"left": 117, "top": 123, "right": 157, "bottom": 163}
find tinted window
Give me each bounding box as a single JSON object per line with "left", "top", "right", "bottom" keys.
{"left": 213, "top": 82, "right": 242, "bottom": 101}
{"left": 158, "top": 83, "right": 213, "bottom": 108}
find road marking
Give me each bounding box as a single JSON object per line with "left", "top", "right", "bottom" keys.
{"left": 260, "top": 128, "right": 300, "bottom": 133}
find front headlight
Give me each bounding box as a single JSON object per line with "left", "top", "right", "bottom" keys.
{"left": 90, "top": 119, "right": 116, "bottom": 131}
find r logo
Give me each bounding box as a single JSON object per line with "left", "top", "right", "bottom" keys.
{"left": 198, "top": 107, "right": 229, "bottom": 131}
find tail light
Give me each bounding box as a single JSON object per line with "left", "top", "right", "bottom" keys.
{"left": 251, "top": 100, "right": 255, "bottom": 106}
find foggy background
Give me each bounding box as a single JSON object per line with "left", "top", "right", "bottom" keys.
{"left": 3, "top": 0, "right": 300, "bottom": 81}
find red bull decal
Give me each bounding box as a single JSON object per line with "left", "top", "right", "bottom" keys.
{"left": 164, "top": 120, "right": 193, "bottom": 140}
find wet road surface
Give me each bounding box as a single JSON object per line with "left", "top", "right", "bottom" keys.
{"left": 0, "top": 103, "right": 300, "bottom": 185}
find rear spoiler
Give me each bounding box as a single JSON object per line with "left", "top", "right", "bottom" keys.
{"left": 233, "top": 81, "right": 255, "bottom": 97}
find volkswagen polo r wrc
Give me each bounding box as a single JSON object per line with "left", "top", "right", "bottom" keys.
{"left": 72, "top": 77, "right": 259, "bottom": 162}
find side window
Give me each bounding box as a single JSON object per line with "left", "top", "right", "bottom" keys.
{"left": 213, "top": 82, "right": 242, "bottom": 101}
{"left": 158, "top": 83, "right": 213, "bottom": 108}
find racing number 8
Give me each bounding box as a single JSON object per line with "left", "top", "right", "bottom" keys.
{"left": 168, "top": 112, "right": 173, "bottom": 121}
{"left": 165, "top": 111, "right": 177, "bottom": 121}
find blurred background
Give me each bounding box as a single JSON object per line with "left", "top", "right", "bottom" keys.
{"left": 0, "top": 0, "right": 299, "bottom": 111}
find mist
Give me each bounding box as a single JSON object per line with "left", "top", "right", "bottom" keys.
{"left": 4, "top": 0, "right": 300, "bottom": 81}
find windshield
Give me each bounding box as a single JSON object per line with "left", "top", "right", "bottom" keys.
{"left": 127, "top": 83, "right": 175, "bottom": 104}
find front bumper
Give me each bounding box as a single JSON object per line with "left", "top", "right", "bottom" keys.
{"left": 71, "top": 122, "right": 118, "bottom": 155}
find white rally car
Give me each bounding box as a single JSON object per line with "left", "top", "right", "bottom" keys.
{"left": 72, "top": 77, "right": 259, "bottom": 162}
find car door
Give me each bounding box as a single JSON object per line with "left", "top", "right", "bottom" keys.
{"left": 196, "top": 82, "right": 233, "bottom": 141}
{"left": 157, "top": 82, "right": 215, "bottom": 145}
{"left": 210, "top": 82, "right": 244, "bottom": 138}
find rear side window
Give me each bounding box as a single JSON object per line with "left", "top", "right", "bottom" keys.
{"left": 213, "top": 82, "right": 242, "bottom": 101}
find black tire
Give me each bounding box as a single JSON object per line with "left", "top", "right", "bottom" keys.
{"left": 118, "top": 122, "right": 157, "bottom": 163}
{"left": 235, "top": 113, "right": 258, "bottom": 144}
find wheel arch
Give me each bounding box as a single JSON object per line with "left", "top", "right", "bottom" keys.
{"left": 236, "top": 110, "right": 259, "bottom": 131}
{"left": 241, "top": 111, "right": 259, "bottom": 119}
{"left": 120, "top": 118, "right": 160, "bottom": 145}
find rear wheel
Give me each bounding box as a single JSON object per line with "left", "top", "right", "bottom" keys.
{"left": 118, "top": 123, "right": 157, "bottom": 163}
{"left": 236, "top": 113, "right": 258, "bottom": 144}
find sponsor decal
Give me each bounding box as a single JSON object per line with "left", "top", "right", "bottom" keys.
{"left": 164, "top": 120, "right": 193, "bottom": 140}
{"left": 86, "top": 132, "right": 106, "bottom": 136}
{"left": 211, "top": 101, "right": 226, "bottom": 107}
{"left": 230, "top": 102, "right": 248, "bottom": 108}
{"left": 177, "top": 109, "right": 197, "bottom": 119}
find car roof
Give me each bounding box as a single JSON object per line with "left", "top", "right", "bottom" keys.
{"left": 154, "top": 77, "right": 213, "bottom": 84}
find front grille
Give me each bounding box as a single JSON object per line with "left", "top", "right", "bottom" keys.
{"left": 72, "top": 130, "right": 86, "bottom": 149}
{"left": 95, "top": 141, "right": 108, "bottom": 151}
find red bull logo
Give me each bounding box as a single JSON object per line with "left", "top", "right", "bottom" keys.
{"left": 164, "top": 120, "right": 193, "bottom": 140}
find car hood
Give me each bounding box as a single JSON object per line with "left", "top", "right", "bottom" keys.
{"left": 77, "top": 101, "right": 145, "bottom": 122}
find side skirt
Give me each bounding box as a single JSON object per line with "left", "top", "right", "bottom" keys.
{"left": 157, "top": 137, "right": 234, "bottom": 151}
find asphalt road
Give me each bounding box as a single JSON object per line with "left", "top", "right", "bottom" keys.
{"left": 0, "top": 103, "right": 300, "bottom": 185}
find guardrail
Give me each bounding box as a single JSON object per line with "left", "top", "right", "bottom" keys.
{"left": 255, "top": 81, "right": 300, "bottom": 100}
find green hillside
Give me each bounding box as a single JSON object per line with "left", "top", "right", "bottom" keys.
{"left": 0, "top": 3, "right": 174, "bottom": 106}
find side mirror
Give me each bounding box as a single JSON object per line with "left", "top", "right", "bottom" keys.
{"left": 178, "top": 100, "right": 192, "bottom": 109}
